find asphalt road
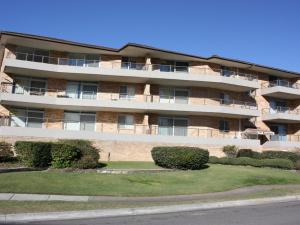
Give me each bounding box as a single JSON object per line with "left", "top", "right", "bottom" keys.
{"left": 6, "top": 201, "right": 300, "bottom": 225}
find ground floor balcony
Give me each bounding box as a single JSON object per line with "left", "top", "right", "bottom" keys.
{"left": 0, "top": 114, "right": 259, "bottom": 148}
{"left": 263, "top": 135, "right": 300, "bottom": 150}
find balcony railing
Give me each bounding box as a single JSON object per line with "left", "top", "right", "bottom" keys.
{"left": 262, "top": 107, "right": 300, "bottom": 115}
{"left": 261, "top": 80, "right": 300, "bottom": 89}
{"left": 7, "top": 52, "right": 258, "bottom": 82}
{"left": 270, "top": 134, "right": 300, "bottom": 142}
{"left": 13, "top": 52, "right": 100, "bottom": 67}
{"left": 0, "top": 83, "right": 258, "bottom": 110}
{"left": 0, "top": 114, "right": 256, "bottom": 139}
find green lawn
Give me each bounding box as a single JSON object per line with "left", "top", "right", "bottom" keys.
{"left": 0, "top": 164, "right": 300, "bottom": 196}
{"left": 102, "top": 161, "right": 160, "bottom": 169}
{"left": 1, "top": 187, "right": 300, "bottom": 214}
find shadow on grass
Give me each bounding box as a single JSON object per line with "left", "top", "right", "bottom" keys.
{"left": 97, "top": 162, "right": 108, "bottom": 168}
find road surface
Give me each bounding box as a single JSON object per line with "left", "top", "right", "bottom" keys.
{"left": 6, "top": 201, "right": 300, "bottom": 225}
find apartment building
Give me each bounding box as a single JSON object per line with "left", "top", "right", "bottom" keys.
{"left": 0, "top": 31, "right": 300, "bottom": 161}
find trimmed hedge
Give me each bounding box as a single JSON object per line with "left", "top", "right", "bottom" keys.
{"left": 51, "top": 143, "right": 80, "bottom": 168}
{"left": 58, "top": 140, "right": 100, "bottom": 169}
{"left": 260, "top": 151, "right": 300, "bottom": 163}
{"left": 237, "top": 149, "right": 261, "bottom": 159}
{"left": 0, "top": 141, "right": 14, "bottom": 162}
{"left": 15, "top": 141, "right": 52, "bottom": 167}
{"left": 151, "top": 146, "right": 209, "bottom": 170}
{"left": 209, "top": 156, "right": 294, "bottom": 170}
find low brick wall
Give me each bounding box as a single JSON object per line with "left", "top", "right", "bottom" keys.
{"left": 1, "top": 136, "right": 227, "bottom": 161}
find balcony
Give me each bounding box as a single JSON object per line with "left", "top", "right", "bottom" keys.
{"left": 3, "top": 52, "right": 259, "bottom": 91}
{"left": 262, "top": 107, "right": 300, "bottom": 123}
{"left": 0, "top": 83, "right": 260, "bottom": 118}
{"left": 263, "top": 135, "right": 300, "bottom": 150}
{"left": 0, "top": 114, "right": 260, "bottom": 148}
{"left": 261, "top": 80, "right": 300, "bottom": 99}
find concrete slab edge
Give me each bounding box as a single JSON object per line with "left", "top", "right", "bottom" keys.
{"left": 1, "top": 195, "right": 300, "bottom": 223}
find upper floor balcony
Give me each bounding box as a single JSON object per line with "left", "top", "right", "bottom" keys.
{"left": 0, "top": 83, "right": 259, "bottom": 118}
{"left": 261, "top": 80, "right": 300, "bottom": 99}
{"left": 262, "top": 107, "right": 300, "bottom": 123}
{"left": 3, "top": 52, "right": 259, "bottom": 92}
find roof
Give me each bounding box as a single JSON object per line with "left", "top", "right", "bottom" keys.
{"left": 1, "top": 30, "right": 299, "bottom": 76}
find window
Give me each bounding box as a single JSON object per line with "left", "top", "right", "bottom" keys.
{"left": 221, "top": 66, "right": 231, "bottom": 77}
{"left": 119, "top": 85, "right": 135, "bottom": 100}
{"left": 220, "top": 93, "right": 230, "bottom": 105}
{"left": 158, "top": 117, "right": 188, "bottom": 136}
{"left": 219, "top": 120, "right": 229, "bottom": 132}
{"left": 64, "top": 112, "right": 95, "bottom": 131}
{"left": 160, "top": 61, "right": 188, "bottom": 73}
{"left": 159, "top": 87, "right": 189, "bottom": 104}
{"left": 66, "top": 81, "right": 97, "bottom": 99}
{"left": 118, "top": 115, "right": 134, "bottom": 129}
{"left": 13, "top": 77, "right": 47, "bottom": 96}
{"left": 10, "top": 108, "right": 44, "bottom": 128}
{"left": 121, "top": 57, "right": 137, "bottom": 69}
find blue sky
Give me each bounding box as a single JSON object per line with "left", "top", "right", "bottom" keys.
{"left": 1, "top": 0, "right": 299, "bottom": 72}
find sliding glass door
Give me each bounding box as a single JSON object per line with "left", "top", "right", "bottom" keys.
{"left": 159, "top": 87, "right": 189, "bottom": 104}
{"left": 64, "top": 112, "right": 95, "bottom": 131}
{"left": 158, "top": 117, "right": 188, "bottom": 136}
{"left": 66, "top": 82, "right": 97, "bottom": 99}
{"left": 10, "top": 108, "right": 44, "bottom": 128}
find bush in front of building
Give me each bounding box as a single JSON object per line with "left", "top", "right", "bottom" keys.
{"left": 0, "top": 141, "right": 14, "bottom": 162}
{"left": 15, "top": 141, "right": 52, "bottom": 167}
{"left": 209, "top": 156, "right": 294, "bottom": 170}
{"left": 222, "top": 145, "right": 239, "bottom": 158}
{"left": 260, "top": 151, "right": 300, "bottom": 163}
{"left": 237, "top": 149, "right": 261, "bottom": 159}
{"left": 51, "top": 143, "right": 81, "bottom": 168}
{"left": 58, "top": 140, "right": 100, "bottom": 169}
{"left": 151, "top": 146, "right": 209, "bottom": 170}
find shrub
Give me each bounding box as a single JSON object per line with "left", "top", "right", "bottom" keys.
{"left": 223, "top": 145, "right": 238, "bottom": 158}
{"left": 151, "top": 146, "right": 209, "bottom": 170}
{"left": 260, "top": 151, "right": 300, "bottom": 163}
{"left": 0, "top": 141, "right": 14, "bottom": 162}
{"left": 237, "top": 149, "right": 261, "bottom": 159}
{"left": 51, "top": 143, "right": 80, "bottom": 168}
{"left": 58, "top": 140, "right": 100, "bottom": 169}
{"left": 15, "top": 141, "right": 52, "bottom": 167}
{"left": 260, "top": 158, "right": 295, "bottom": 170}
{"left": 295, "top": 160, "right": 300, "bottom": 170}
{"left": 209, "top": 156, "right": 294, "bottom": 170}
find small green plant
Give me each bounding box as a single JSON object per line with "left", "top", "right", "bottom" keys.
{"left": 151, "top": 146, "right": 209, "bottom": 170}
{"left": 223, "top": 145, "right": 238, "bottom": 158}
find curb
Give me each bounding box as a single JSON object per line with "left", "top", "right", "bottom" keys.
{"left": 1, "top": 195, "right": 300, "bottom": 223}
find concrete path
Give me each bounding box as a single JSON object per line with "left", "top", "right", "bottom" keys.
{"left": 1, "top": 184, "right": 300, "bottom": 202}
{"left": 1, "top": 195, "right": 300, "bottom": 223}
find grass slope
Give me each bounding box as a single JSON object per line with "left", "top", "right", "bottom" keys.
{"left": 0, "top": 164, "right": 299, "bottom": 196}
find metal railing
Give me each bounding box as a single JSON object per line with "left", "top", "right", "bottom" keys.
{"left": 8, "top": 52, "right": 258, "bottom": 81}
{"left": 270, "top": 134, "right": 300, "bottom": 142}
{"left": 262, "top": 107, "right": 300, "bottom": 115}
{"left": 0, "top": 83, "right": 97, "bottom": 100}
{"left": 261, "top": 80, "right": 300, "bottom": 89}
{"left": 14, "top": 52, "right": 100, "bottom": 67}
{"left": 0, "top": 114, "right": 256, "bottom": 139}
